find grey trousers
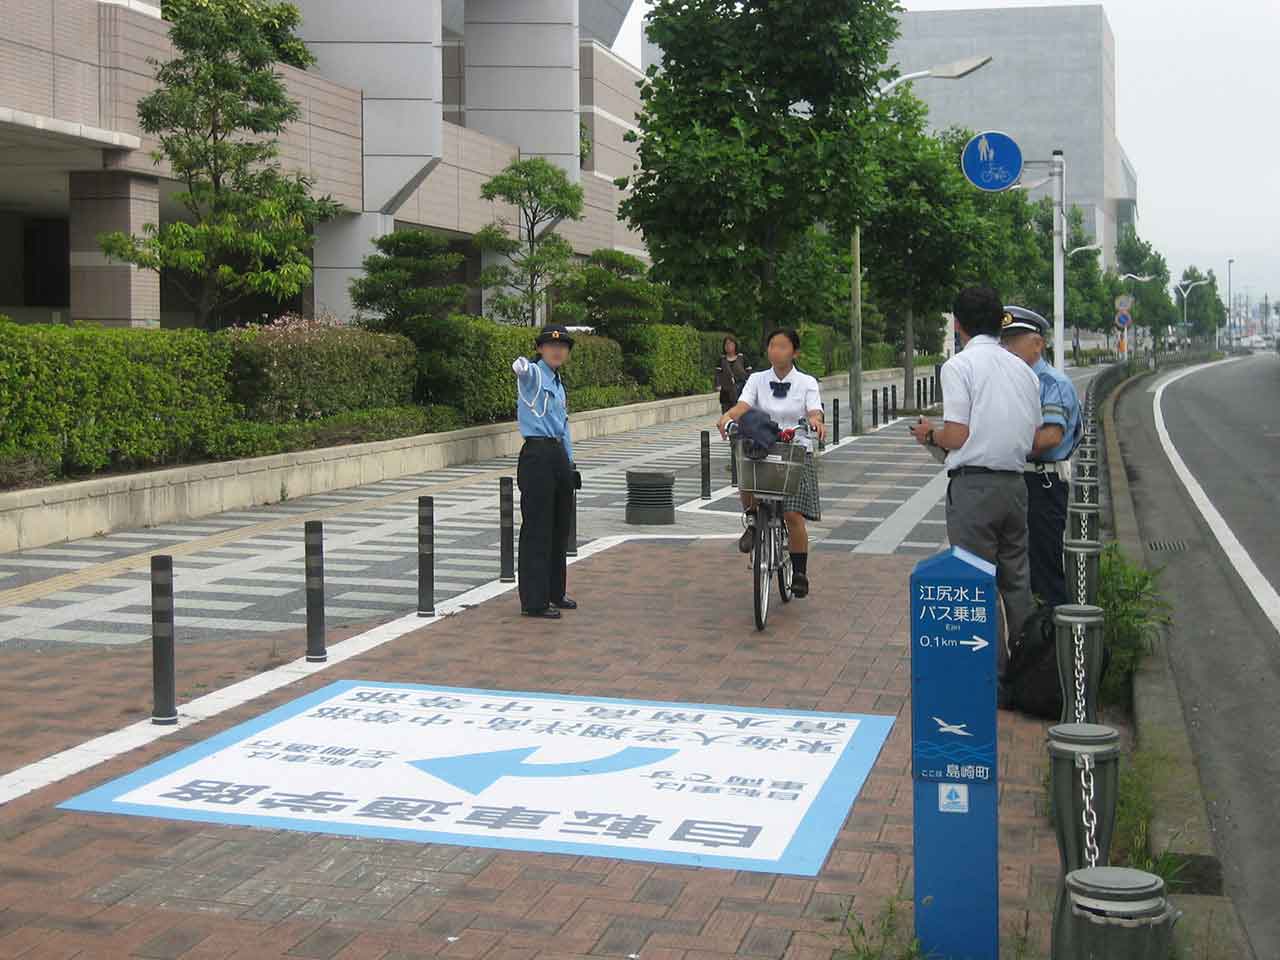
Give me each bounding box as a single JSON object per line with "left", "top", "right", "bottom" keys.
{"left": 945, "top": 471, "right": 1033, "bottom": 677}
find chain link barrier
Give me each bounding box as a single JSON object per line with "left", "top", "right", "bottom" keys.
{"left": 1079, "top": 752, "right": 1100, "bottom": 868}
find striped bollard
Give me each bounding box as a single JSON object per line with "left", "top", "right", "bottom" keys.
{"left": 150, "top": 555, "right": 177, "bottom": 725}
{"left": 500, "top": 477, "right": 516, "bottom": 583}
{"left": 417, "top": 496, "right": 434, "bottom": 617}
{"left": 304, "top": 520, "right": 326, "bottom": 662}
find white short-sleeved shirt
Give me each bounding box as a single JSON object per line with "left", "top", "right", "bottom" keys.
{"left": 739, "top": 366, "right": 822, "bottom": 451}
{"left": 940, "top": 335, "right": 1040, "bottom": 471}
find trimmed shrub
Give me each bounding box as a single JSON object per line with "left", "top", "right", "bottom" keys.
{"left": 622, "top": 323, "right": 707, "bottom": 397}
{"left": 796, "top": 324, "right": 834, "bottom": 378}
{"left": 208, "top": 405, "right": 463, "bottom": 460}
{"left": 571, "top": 383, "right": 655, "bottom": 412}
{"left": 223, "top": 314, "right": 416, "bottom": 422}
{"left": 0, "top": 320, "right": 236, "bottom": 478}
{"left": 863, "top": 341, "right": 897, "bottom": 370}
{"left": 558, "top": 333, "right": 626, "bottom": 390}
{"left": 417, "top": 315, "right": 532, "bottom": 424}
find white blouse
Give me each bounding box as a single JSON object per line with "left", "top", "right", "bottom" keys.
{"left": 739, "top": 367, "right": 822, "bottom": 451}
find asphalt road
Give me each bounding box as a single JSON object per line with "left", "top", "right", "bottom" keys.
{"left": 1117, "top": 351, "right": 1280, "bottom": 958}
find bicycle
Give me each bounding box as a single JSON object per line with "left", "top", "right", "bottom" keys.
{"left": 727, "top": 420, "right": 810, "bottom": 631}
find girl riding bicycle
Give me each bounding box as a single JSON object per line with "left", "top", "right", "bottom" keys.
{"left": 717, "top": 328, "right": 827, "bottom": 597}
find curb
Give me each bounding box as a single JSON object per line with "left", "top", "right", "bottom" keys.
{"left": 1102, "top": 367, "right": 1220, "bottom": 889}
{"left": 1102, "top": 364, "right": 1254, "bottom": 956}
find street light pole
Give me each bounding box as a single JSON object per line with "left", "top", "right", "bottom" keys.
{"left": 1051, "top": 150, "right": 1066, "bottom": 372}
{"left": 1226, "top": 258, "right": 1234, "bottom": 350}
{"left": 1174, "top": 278, "right": 1210, "bottom": 343}
{"left": 848, "top": 55, "right": 992, "bottom": 433}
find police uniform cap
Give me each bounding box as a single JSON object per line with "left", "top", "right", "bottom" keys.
{"left": 1000, "top": 305, "right": 1050, "bottom": 337}
{"left": 535, "top": 324, "right": 575, "bottom": 348}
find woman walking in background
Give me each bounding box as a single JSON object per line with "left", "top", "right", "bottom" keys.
{"left": 715, "top": 336, "right": 751, "bottom": 414}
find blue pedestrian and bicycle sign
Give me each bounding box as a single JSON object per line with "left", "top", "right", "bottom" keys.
{"left": 911, "top": 547, "right": 1000, "bottom": 958}
{"left": 62, "top": 681, "right": 894, "bottom": 876}
{"left": 961, "top": 131, "right": 1024, "bottom": 192}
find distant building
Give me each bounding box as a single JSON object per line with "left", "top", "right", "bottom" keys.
{"left": 0, "top": 0, "right": 645, "bottom": 327}
{"left": 892, "top": 4, "right": 1137, "bottom": 268}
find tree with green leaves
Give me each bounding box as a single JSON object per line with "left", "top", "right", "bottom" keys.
{"left": 1115, "top": 225, "right": 1176, "bottom": 339}
{"left": 774, "top": 226, "right": 852, "bottom": 332}
{"left": 554, "top": 249, "right": 664, "bottom": 338}
{"left": 862, "top": 93, "right": 983, "bottom": 402}
{"left": 100, "top": 0, "right": 339, "bottom": 328}
{"left": 475, "top": 158, "right": 584, "bottom": 326}
{"left": 619, "top": 0, "right": 898, "bottom": 339}
{"left": 349, "top": 228, "right": 467, "bottom": 342}
{"left": 1176, "top": 266, "right": 1227, "bottom": 338}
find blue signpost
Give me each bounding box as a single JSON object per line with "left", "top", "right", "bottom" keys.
{"left": 911, "top": 547, "right": 1000, "bottom": 959}
{"left": 961, "top": 131, "right": 1024, "bottom": 193}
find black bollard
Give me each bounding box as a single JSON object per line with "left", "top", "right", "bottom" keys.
{"left": 417, "top": 496, "right": 434, "bottom": 617}
{"left": 500, "top": 477, "right": 516, "bottom": 583}
{"left": 567, "top": 488, "right": 578, "bottom": 558}
{"left": 882, "top": 387, "right": 890, "bottom": 422}
{"left": 891, "top": 384, "right": 898, "bottom": 418}
{"left": 932, "top": 374, "right": 938, "bottom": 405}
{"left": 832, "top": 397, "right": 840, "bottom": 444}
{"left": 150, "top": 555, "right": 177, "bottom": 725}
{"left": 916, "top": 379, "right": 923, "bottom": 411}
{"left": 700, "top": 430, "right": 712, "bottom": 499}
{"left": 304, "top": 520, "right": 326, "bottom": 662}
{"left": 872, "top": 388, "right": 879, "bottom": 427}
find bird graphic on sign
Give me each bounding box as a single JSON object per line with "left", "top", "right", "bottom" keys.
{"left": 933, "top": 717, "right": 974, "bottom": 737}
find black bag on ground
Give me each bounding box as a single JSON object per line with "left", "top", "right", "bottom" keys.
{"left": 1005, "top": 604, "right": 1061, "bottom": 720}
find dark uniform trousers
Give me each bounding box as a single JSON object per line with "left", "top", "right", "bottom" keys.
{"left": 517, "top": 438, "right": 574, "bottom": 612}
{"left": 1025, "top": 471, "right": 1070, "bottom": 609}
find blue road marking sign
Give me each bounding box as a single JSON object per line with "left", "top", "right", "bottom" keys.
{"left": 961, "top": 131, "right": 1024, "bottom": 192}
{"left": 911, "top": 547, "right": 999, "bottom": 959}
{"left": 62, "top": 681, "right": 895, "bottom": 876}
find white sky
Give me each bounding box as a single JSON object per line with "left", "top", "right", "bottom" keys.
{"left": 612, "top": 0, "right": 1277, "bottom": 305}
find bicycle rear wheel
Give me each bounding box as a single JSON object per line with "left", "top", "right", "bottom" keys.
{"left": 753, "top": 511, "right": 771, "bottom": 630}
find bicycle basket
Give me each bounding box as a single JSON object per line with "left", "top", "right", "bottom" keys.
{"left": 735, "top": 440, "right": 807, "bottom": 498}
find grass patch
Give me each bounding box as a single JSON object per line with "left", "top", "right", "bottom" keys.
{"left": 833, "top": 879, "right": 926, "bottom": 960}
{"left": 1111, "top": 748, "right": 1188, "bottom": 890}
{"left": 1098, "top": 543, "right": 1170, "bottom": 709}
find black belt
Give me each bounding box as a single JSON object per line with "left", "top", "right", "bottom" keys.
{"left": 522, "top": 437, "right": 562, "bottom": 444}
{"left": 947, "top": 466, "right": 1020, "bottom": 478}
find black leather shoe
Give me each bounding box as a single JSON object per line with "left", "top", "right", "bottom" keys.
{"left": 521, "top": 606, "right": 562, "bottom": 619}
{"left": 551, "top": 596, "right": 578, "bottom": 610}
{"left": 791, "top": 573, "right": 810, "bottom": 598}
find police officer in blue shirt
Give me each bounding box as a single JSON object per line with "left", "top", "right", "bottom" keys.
{"left": 1000, "top": 306, "right": 1083, "bottom": 609}
{"left": 511, "top": 325, "right": 581, "bottom": 619}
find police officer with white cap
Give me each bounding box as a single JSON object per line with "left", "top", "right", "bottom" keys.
{"left": 1000, "top": 305, "right": 1082, "bottom": 610}
{"left": 511, "top": 325, "right": 581, "bottom": 619}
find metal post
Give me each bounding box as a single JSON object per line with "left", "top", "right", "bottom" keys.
{"left": 882, "top": 386, "right": 890, "bottom": 422}
{"left": 700, "top": 430, "right": 712, "bottom": 499}
{"left": 1068, "top": 501, "right": 1101, "bottom": 541}
{"left": 417, "top": 496, "right": 434, "bottom": 617}
{"left": 891, "top": 384, "right": 898, "bottom": 418}
{"left": 500, "top": 476, "right": 516, "bottom": 583}
{"left": 1054, "top": 605, "right": 1106, "bottom": 724}
{"left": 567, "top": 488, "right": 578, "bottom": 557}
{"left": 872, "top": 388, "right": 879, "bottom": 427}
{"left": 832, "top": 397, "right": 840, "bottom": 444}
{"left": 730, "top": 438, "right": 739, "bottom": 486}
{"left": 304, "top": 520, "right": 326, "bottom": 662}
{"left": 850, "top": 225, "right": 864, "bottom": 435}
{"left": 931, "top": 373, "right": 937, "bottom": 405}
{"left": 1048, "top": 723, "right": 1120, "bottom": 866}
{"left": 150, "top": 555, "right": 177, "bottom": 725}
{"left": 1052, "top": 149, "right": 1067, "bottom": 373}
{"left": 1056, "top": 867, "right": 1179, "bottom": 959}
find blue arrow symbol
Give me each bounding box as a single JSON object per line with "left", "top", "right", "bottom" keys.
{"left": 410, "top": 746, "right": 680, "bottom": 794}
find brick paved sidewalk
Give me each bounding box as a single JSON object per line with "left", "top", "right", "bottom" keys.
{"left": 0, "top": 540, "right": 1058, "bottom": 959}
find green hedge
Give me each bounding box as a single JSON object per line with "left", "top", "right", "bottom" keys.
{"left": 558, "top": 333, "right": 626, "bottom": 390}
{"left": 863, "top": 341, "right": 897, "bottom": 370}
{"left": 622, "top": 323, "right": 707, "bottom": 397}
{"left": 0, "top": 321, "right": 236, "bottom": 479}
{"left": 417, "top": 315, "right": 529, "bottom": 424}
{"left": 796, "top": 324, "right": 834, "bottom": 378}
{"left": 223, "top": 316, "right": 415, "bottom": 422}
{"left": 572, "top": 384, "right": 655, "bottom": 412}
{"left": 208, "top": 405, "right": 462, "bottom": 460}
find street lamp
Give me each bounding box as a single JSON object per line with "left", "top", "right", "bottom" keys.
{"left": 1226, "top": 258, "right": 1235, "bottom": 349}
{"left": 848, "top": 55, "right": 993, "bottom": 433}
{"left": 1175, "top": 278, "right": 1212, "bottom": 344}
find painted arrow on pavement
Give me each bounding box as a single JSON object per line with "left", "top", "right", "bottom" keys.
{"left": 410, "top": 746, "right": 680, "bottom": 794}
{"left": 959, "top": 635, "right": 989, "bottom": 652}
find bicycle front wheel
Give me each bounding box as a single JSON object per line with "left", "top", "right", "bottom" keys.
{"left": 753, "top": 514, "right": 771, "bottom": 630}
{"left": 777, "top": 523, "right": 793, "bottom": 603}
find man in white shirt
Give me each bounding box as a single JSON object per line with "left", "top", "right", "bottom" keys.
{"left": 909, "top": 288, "right": 1041, "bottom": 680}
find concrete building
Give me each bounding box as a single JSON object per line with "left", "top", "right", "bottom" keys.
{"left": 0, "top": 0, "right": 645, "bottom": 327}
{"left": 891, "top": 4, "right": 1138, "bottom": 267}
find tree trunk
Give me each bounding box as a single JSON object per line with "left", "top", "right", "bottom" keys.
{"left": 904, "top": 304, "right": 915, "bottom": 413}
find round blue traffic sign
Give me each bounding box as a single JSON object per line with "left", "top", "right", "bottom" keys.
{"left": 961, "top": 131, "right": 1024, "bottom": 193}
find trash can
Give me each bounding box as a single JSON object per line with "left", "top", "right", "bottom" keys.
{"left": 1068, "top": 501, "right": 1101, "bottom": 541}
{"left": 1063, "top": 539, "right": 1103, "bottom": 607}
{"left": 1054, "top": 605, "right": 1106, "bottom": 724}
{"left": 625, "top": 470, "right": 675, "bottom": 525}
{"left": 1053, "top": 866, "right": 1179, "bottom": 960}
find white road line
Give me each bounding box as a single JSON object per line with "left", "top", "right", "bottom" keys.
{"left": 853, "top": 470, "right": 948, "bottom": 554}
{"left": 1153, "top": 359, "right": 1280, "bottom": 638}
